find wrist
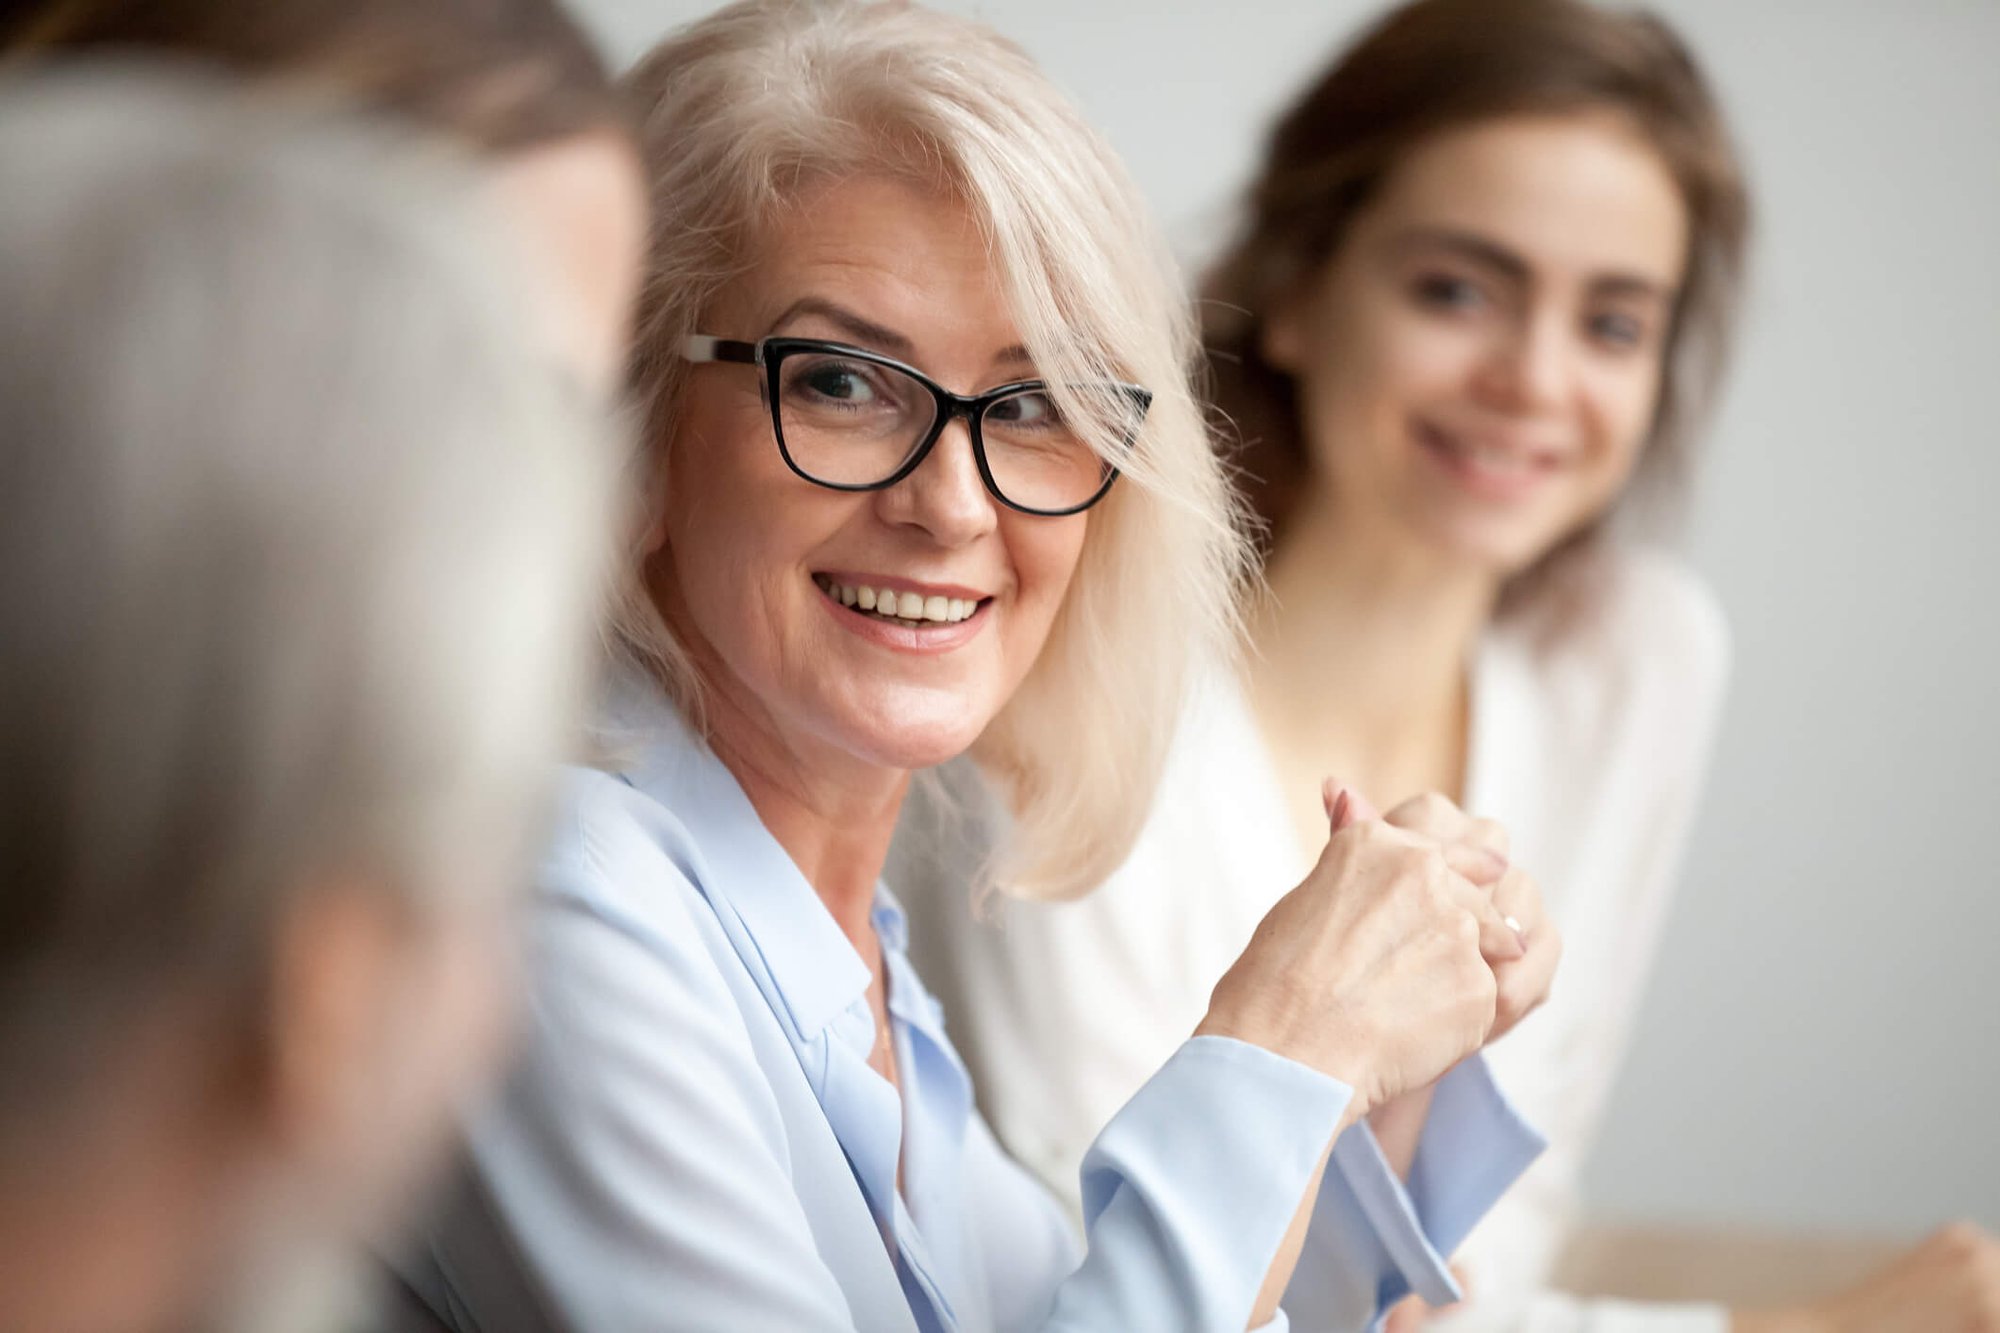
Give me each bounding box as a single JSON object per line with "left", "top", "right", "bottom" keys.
{"left": 1192, "top": 1010, "right": 1385, "bottom": 1117}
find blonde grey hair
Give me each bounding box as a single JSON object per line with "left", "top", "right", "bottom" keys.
{"left": 618, "top": 0, "right": 1251, "bottom": 900}
{"left": 0, "top": 69, "right": 619, "bottom": 1113}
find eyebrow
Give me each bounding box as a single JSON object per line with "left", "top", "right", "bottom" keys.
{"left": 1391, "top": 226, "right": 1676, "bottom": 304}
{"left": 766, "top": 296, "right": 1034, "bottom": 370}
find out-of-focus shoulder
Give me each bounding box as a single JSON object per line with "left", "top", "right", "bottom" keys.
{"left": 1588, "top": 547, "right": 1732, "bottom": 700}
{"left": 1501, "top": 547, "right": 1731, "bottom": 733}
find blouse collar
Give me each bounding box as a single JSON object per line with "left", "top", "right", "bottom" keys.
{"left": 598, "top": 664, "right": 873, "bottom": 1043}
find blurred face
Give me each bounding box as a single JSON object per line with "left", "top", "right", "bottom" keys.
{"left": 490, "top": 128, "right": 648, "bottom": 394}
{"left": 654, "top": 176, "right": 1090, "bottom": 773}
{"left": 1265, "top": 113, "right": 1690, "bottom": 576}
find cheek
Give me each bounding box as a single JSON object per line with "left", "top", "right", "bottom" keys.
{"left": 664, "top": 391, "right": 765, "bottom": 546}
{"left": 1580, "top": 361, "right": 1665, "bottom": 491}
{"left": 407, "top": 916, "right": 516, "bottom": 1100}
{"left": 1300, "top": 293, "right": 1482, "bottom": 468}
{"left": 1019, "top": 515, "right": 1088, "bottom": 601}
{"left": 1001, "top": 513, "right": 1088, "bottom": 652}
{"left": 660, "top": 395, "right": 808, "bottom": 636}
{"left": 335, "top": 916, "right": 515, "bottom": 1224}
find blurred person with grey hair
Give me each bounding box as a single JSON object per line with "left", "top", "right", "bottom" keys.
{"left": 0, "top": 68, "right": 619, "bottom": 1333}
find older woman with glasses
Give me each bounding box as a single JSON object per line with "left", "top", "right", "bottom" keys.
{"left": 391, "top": 3, "right": 1553, "bottom": 1330}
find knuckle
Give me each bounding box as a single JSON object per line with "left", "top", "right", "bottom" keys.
{"left": 1353, "top": 820, "right": 1393, "bottom": 851}
{"left": 1412, "top": 791, "right": 1454, "bottom": 821}
{"left": 1467, "top": 958, "right": 1499, "bottom": 1008}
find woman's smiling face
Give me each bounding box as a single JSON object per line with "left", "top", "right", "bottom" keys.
{"left": 1266, "top": 112, "right": 1691, "bottom": 576}
{"left": 651, "top": 175, "right": 1090, "bottom": 774}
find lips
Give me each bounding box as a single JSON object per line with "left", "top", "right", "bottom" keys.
{"left": 1415, "top": 418, "right": 1567, "bottom": 498}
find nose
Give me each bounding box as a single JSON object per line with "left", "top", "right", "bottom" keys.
{"left": 1477, "top": 308, "right": 1572, "bottom": 415}
{"left": 872, "top": 414, "right": 998, "bottom": 548}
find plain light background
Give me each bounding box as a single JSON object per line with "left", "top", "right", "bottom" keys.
{"left": 571, "top": 0, "right": 2000, "bottom": 1239}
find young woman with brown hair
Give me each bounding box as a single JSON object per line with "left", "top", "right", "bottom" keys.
{"left": 907, "top": 2, "right": 2000, "bottom": 1327}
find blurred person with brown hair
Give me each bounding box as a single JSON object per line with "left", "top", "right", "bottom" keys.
{"left": 2, "top": 0, "right": 647, "bottom": 395}
{"left": 0, "top": 69, "right": 619, "bottom": 1333}
{"left": 905, "top": 0, "right": 1990, "bottom": 1329}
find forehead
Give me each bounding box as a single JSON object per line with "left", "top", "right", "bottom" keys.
{"left": 1362, "top": 113, "right": 1690, "bottom": 289}
{"left": 718, "top": 175, "right": 1020, "bottom": 350}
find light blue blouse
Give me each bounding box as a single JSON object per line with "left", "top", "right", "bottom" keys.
{"left": 391, "top": 677, "right": 1543, "bottom": 1332}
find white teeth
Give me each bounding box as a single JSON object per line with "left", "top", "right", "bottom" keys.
{"left": 818, "top": 577, "right": 981, "bottom": 625}
{"left": 1430, "top": 427, "right": 1551, "bottom": 475}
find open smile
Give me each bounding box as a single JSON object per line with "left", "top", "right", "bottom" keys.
{"left": 1415, "top": 418, "right": 1568, "bottom": 499}
{"left": 811, "top": 572, "right": 994, "bottom": 652}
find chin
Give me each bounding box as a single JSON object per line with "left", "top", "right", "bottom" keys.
{"left": 827, "top": 688, "right": 994, "bottom": 773}
{"left": 1409, "top": 510, "right": 1554, "bottom": 580}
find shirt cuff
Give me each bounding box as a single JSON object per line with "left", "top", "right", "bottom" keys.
{"left": 1408, "top": 1055, "right": 1547, "bottom": 1256}
{"left": 1071, "top": 1035, "right": 1353, "bottom": 1330}
{"left": 1331, "top": 1055, "right": 1547, "bottom": 1310}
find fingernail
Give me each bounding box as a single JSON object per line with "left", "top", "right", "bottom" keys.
{"left": 1504, "top": 914, "right": 1528, "bottom": 949}
{"left": 1329, "top": 789, "right": 1351, "bottom": 830}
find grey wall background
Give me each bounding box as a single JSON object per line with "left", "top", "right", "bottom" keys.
{"left": 572, "top": 0, "right": 2000, "bottom": 1238}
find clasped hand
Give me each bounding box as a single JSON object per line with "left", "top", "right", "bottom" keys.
{"left": 1198, "top": 779, "right": 1562, "bottom": 1116}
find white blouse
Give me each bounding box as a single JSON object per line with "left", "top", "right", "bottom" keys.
{"left": 895, "top": 548, "right": 1733, "bottom": 1332}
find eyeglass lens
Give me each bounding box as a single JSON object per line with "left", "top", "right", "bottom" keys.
{"left": 773, "top": 348, "right": 1121, "bottom": 513}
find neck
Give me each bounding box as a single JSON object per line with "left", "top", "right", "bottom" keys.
{"left": 697, "top": 669, "right": 907, "bottom": 951}
{"left": 1249, "top": 487, "right": 1499, "bottom": 807}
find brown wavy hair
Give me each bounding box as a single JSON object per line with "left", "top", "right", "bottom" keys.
{"left": 1205, "top": 0, "right": 1751, "bottom": 601}
{"left": 1, "top": 0, "right": 623, "bottom": 152}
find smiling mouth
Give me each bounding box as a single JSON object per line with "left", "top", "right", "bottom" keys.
{"left": 813, "top": 574, "right": 988, "bottom": 627}
{"left": 1416, "top": 420, "right": 1565, "bottom": 480}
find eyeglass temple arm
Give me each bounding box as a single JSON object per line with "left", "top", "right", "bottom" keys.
{"left": 681, "top": 335, "right": 760, "bottom": 366}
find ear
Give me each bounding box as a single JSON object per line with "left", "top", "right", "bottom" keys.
{"left": 258, "top": 882, "right": 407, "bottom": 1164}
